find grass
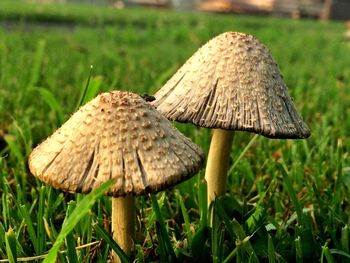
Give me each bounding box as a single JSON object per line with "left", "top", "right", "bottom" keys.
{"left": 0, "top": 1, "right": 350, "bottom": 262}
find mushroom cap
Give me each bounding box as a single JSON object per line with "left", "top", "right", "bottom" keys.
{"left": 152, "top": 32, "right": 310, "bottom": 139}
{"left": 29, "top": 91, "right": 205, "bottom": 197}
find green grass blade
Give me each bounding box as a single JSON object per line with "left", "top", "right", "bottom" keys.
{"left": 322, "top": 245, "right": 335, "bottom": 263}
{"left": 175, "top": 190, "right": 193, "bottom": 244}
{"left": 214, "top": 199, "right": 236, "bottom": 241}
{"left": 268, "top": 234, "right": 276, "bottom": 263}
{"left": 64, "top": 201, "right": 78, "bottom": 263}
{"left": 45, "top": 191, "right": 65, "bottom": 219}
{"left": 43, "top": 180, "right": 114, "bottom": 263}
{"left": 341, "top": 225, "right": 349, "bottom": 254}
{"left": 65, "top": 233, "right": 78, "bottom": 263}
{"left": 150, "top": 194, "right": 176, "bottom": 261}
{"left": 329, "top": 249, "right": 350, "bottom": 259}
{"left": 197, "top": 172, "right": 208, "bottom": 228}
{"left": 295, "top": 236, "right": 303, "bottom": 263}
{"left": 150, "top": 64, "right": 177, "bottom": 93}
{"left": 154, "top": 221, "right": 169, "bottom": 262}
{"left": 94, "top": 223, "right": 131, "bottom": 263}
{"left": 228, "top": 134, "right": 259, "bottom": 175}
{"left": 37, "top": 185, "right": 46, "bottom": 255}
{"left": 1, "top": 176, "right": 9, "bottom": 230}
{"left": 28, "top": 39, "right": 46, "bottom": 88}
{"left": 4, "top": 135, "right": 24, "bottom": 163}
{"left": 34, "top": 87, "right": 65, "bottom": 125}
{"left": 18, "top": 203, "right": 39, "bottom": 254}
{"left": 135, "top": 244, "right": 145, "bottom": 263}
{"left": 278, "top": 162, "right": 303, "bottom": 224}
{"left": 79, "top": 75, "right": 103, "bottom": 106}
{"left": 211, "top": 208, "right": 225, "bottom": 263}
{"left": 146, "top": 192, "right": 165, "bottom": 230}
{"left": 77, "top": 65, "right": 95, "bottom": 108}
{"left": 5, "top": 228, "right": 17, "bottom": 263}
{"left": 191, "top": 225, "right": 210, "bottom": 261}
{"left": 222, "top": 246, "right": 239, "bottom": 263}
{"left": 230, "top": 218, "right": 258, "bottom": 261}
{"left": 211, "top": 202, "right": 219, "bottom": 262}
{"left": 0, "top": 223, "right": 6, "bottom": 249}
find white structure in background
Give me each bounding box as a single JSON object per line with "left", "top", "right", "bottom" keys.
{"left": 170, "top": 0, "right": 200, "bottom": 10}
{"left": 123, "top": 0, "right": 199, "bottom": 10}
{"left": 123, "top": 0, "right": 213, "bottom": 10}
{"left": 345, "top": 21, "right": 350, "bottom": 41}
{"left": 123, "top": 0, "right": 170, "bottom": 8}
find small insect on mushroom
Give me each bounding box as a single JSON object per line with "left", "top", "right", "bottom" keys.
{"left": 141, "top": 93, "right": 156, "bottom": 102}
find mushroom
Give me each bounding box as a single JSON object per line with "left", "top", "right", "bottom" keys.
{"left": 28, "top": 91, "right": 204, "bottom": 261}
{"left": 152, "top": 32, "right": 310, "bottom": 205}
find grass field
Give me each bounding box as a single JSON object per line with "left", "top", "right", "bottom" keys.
{"left": 0, "top": 1, "right": 350, "bottom": 262}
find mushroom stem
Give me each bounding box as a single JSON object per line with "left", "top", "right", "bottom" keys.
{"left": 205, "top": 129, "right": 234, "bottom": 205}
{"left": 111, "top": 196, "right": 135, "bottom": 262}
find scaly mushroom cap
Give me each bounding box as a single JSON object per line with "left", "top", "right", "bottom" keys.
{"left": 29, "top": 91, "right": 205, "bottom": 197}
{"left": 152, "top": 32, "right": 310, "bottom": 139}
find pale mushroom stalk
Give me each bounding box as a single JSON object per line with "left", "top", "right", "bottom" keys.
{"left": 205, "top": 129, "right": 234, "bottom": 204}
{"left": 112, "top": 196, "right": 134, "bottom": 262}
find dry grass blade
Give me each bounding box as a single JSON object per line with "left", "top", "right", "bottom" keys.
{"left": 0, "top": 241, "right": 101, "bottom": 262}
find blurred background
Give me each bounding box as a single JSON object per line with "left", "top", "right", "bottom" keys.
{"left": 22, "top": 0, "right": 350, "bottom": 20}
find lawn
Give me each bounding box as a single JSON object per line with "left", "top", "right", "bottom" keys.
{"left": 0, "top": 1, "right": 350, "bottom": 262}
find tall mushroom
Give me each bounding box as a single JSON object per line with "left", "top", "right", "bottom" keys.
{"left": 152, "top": 32, "right": 310, "bottom": 205}
{"left": 28, "top": 91, "right": 204, "bottom": 261}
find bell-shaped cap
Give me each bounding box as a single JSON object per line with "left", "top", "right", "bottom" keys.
{"left": 29, "top": 91, "right": 205, "bottom": 197}
{"left": 152, "top": 32, "right": 310, "bottom": 139}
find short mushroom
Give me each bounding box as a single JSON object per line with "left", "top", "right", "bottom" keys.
{"left": 29, "top": 91, "right": 204, "bottom": 261}
{"left": 152, "top": 32, "right": 310, "bottom": 205}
